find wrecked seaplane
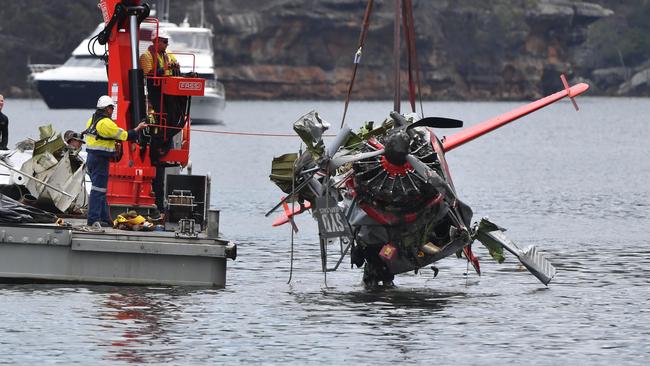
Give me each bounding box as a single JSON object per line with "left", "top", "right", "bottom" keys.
{"left": 267, "top": 0, "right": 588, "bottom": 287}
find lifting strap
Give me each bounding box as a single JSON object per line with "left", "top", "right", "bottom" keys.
{"left": 340, "top": 0, "right": 374, "bottom": 128}
{"left": 394, "top": 0, "right": 423, "bottom": 114}
{"left": 402, "top": 0, "right": 418, "bottom": 113}
{"left": 393, "top": 0, "right": 401, "bottom": 113}
{"left": 340, "top": 0, "right": 424, "bottom": 126}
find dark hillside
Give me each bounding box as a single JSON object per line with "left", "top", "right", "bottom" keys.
{"left": 1, "top": 0, "right": 648, "bottom": 99}
{"left": 0, "top": 1, "right": 99, "bottom": 96}
{"left": 577, "top": 0, "right": 650, "bottom": 94}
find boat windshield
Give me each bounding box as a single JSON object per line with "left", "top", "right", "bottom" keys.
{"left": 63, "top": 57, "right": 104, "bottom": 68}
{"left": 167, "top": 31, "right": 213, "bottom": 54}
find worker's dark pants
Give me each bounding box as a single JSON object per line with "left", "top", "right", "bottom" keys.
{"left": 150, "top": 136, "right": 173, "bottom": 211}
{"left": 86, "top": 151, "right": 112, "bottom": 225}
{"left": 153, "top": 164, "right": 165, "bottom": 211}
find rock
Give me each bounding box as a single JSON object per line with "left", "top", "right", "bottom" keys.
{"left": 618, "top": 68, "right": 650, "bottom": 95}
{"left": 573, "top": 2, "right": 615, "bottom": 21}
{"left": 591, "top": 67, "right": 629, "bottom": 91}
{"left": 526, "top": 0, "right": 613, "bottom": 25}
{"left": 9, "top": 86, "right": 25, "bottom": 98}
{"left": 526, "top": 0, "right": 574, "bottom": 25}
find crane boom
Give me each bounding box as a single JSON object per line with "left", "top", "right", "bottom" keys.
{"left": 98, "top": 0, "right": 205, "bottom": 211}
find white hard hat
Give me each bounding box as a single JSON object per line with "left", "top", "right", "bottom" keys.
{"left": 97, "top": 95, "right": 114, "bottom": 109}
{"left": 151, "top": 28, "right": 170, "bottom": 41}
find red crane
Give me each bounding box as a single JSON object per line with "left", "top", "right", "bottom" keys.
{"left": 97, "top": 0, "right": 205, "bottom": 212}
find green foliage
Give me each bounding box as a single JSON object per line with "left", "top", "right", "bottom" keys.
{"left": 587, "top": 0, "right": 650, "bottom": 67}
{"left": 0, "top": 0, "right": 99, "bottom": 95}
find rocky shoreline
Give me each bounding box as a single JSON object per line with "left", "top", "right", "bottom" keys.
{"left": 207, "top": 0, "right": 623, "bottom": 100}
{"left": 2, "top": 0, "right": 650, "bottom": 100}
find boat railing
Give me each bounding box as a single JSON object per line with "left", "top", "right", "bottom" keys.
{"left": 26, "top": 64, "right": 63, "bottom": 86}
{"left": 27, "top": 64, "right": 62, "bottom": 75}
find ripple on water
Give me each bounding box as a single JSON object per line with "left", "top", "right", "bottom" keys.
{"left": 2, "top": 98, "right": 650, "bottom": 364}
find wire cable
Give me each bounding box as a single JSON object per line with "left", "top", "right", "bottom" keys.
{"left": 148, "top": 124, "right": 336, "bottom": 138}
{"left": 287, "top": 152, "right": 297, "bottom": 285}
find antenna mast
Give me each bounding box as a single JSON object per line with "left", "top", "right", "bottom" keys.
{"left": 156, "top": 0, "right": 170, "bottom": 22}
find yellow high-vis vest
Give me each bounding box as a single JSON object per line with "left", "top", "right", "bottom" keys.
{"left": 85, "top": 116, "right": 128, "bottom": 153}
{"left": 139, "top": 49, "right": 178, "bottom": 76}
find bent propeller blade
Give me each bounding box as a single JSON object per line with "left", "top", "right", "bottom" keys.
{"left": 390, "top": 111, "right": 408, "bottom": 127}
{"left": 330, "top": 149, "right": 384, "bottom": 169}
{"left": 405, "top": 154, "right": 457, "bottom": 201}
{"left": 326, "top": 125, "right": 352, "bottom": 158}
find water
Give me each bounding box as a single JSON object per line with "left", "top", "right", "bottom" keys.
{"left": 1, "top": 97, "right": 649, "bottom": 365}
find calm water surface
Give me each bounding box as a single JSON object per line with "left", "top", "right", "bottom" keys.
{"left": 0, "top": 97, "right": 649, "bottom": 365}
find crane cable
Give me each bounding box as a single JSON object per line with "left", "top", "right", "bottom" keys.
{"left": 402, "top": 0, "right": 423, "bottom": 115}
{"left": 150, "top": 124, "right": 336, "bottom": 138}
{"left": 340, "top": 0, "right": 375, "bottom": 128}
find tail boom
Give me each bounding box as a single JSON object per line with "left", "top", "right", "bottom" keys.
{"left": 442, "top": 81, "right": 589, "bottom": 152}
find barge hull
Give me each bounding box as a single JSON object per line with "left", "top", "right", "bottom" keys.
{"left": 0, "top": 222, "right": 235, "bottom": 287}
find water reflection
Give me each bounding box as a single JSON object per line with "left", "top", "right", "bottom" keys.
{"left": 326, "top": 286, "right": 463, "bottom": 310}
{"left": 94, "top": 287, "right": 199, "bottom": 364}
{"left": 289, "top": 285, "right": 464, "bottom": 326}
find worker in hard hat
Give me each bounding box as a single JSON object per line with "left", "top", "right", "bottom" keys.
{"left": 83, "top": 95, "right": 147, "bottom": 227}
{"left": 139, "top": 28, "right": 179, "bottom": 77}
{"left": 139, "top": 29, "right": 182, "bottom": 213}
{"left": 140, "top": 28, "right": 180, "bottom": 114}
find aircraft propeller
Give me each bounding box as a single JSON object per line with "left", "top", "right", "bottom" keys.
{"left": 266, "top": 124, "right": 357, "bottom": 217}
{"left": 267, "top": 112, "right": 462, "bottom": 216}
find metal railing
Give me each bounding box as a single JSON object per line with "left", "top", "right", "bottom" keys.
{"left": 27, "top": 64, "right": 61, "bottom": 75}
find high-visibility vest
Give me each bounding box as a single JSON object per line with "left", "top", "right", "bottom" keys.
{"left": 84, "top": 114, "right": 128, "bottom": 153}
{"left": 139, "top": 47, "right": 178, "bottom": 76}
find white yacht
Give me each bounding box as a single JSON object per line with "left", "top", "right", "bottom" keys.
{"left": 31, "top": 22, "right": 225, "bottom": 124}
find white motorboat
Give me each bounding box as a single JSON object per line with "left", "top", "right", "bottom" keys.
{"left": 31, "top": 22, "right": 225, "bottom": 124}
